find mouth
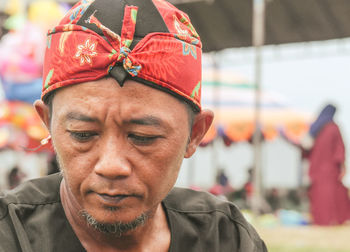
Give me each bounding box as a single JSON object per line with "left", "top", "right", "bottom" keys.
{"left": 95, "top": 191, "right": 144, "bottom": 207}
{"left": 97, "top": 194, "right": 129, "bottom": 205}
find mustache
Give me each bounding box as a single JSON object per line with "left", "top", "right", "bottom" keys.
{"left": 87, "top": 179, "right": 143, "bottom": 196}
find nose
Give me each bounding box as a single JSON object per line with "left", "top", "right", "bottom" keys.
{"left": 94, "top": 135, "right": 132, "bottom": 179}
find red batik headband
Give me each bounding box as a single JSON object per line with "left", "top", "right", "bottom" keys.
{"left": 42, "top": 0, "right": 202, "bottom": 111}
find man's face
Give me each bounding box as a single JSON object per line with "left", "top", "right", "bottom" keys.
{"left": 48, "top": 78, "right": 192, "bottom": 224}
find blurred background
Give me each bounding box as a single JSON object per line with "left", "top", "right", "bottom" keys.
{"left": 1, "top": 0, "right": 350, "bottom": 251}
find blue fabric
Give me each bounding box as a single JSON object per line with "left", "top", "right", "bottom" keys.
{"left": 309, "top": 104, "right": 336, "bottom": 138}
{"left": 1, "top": 78, "right": 42, "bottom": 104}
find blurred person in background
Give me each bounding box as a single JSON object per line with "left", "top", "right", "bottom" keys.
{"left": 0, "top": 11, "right": 9, "bottom": 39}
{"left": 302, "top": 104, "right": 350, "bottom": 225}
{"left": 0, "top": 0, "right": 267, "bottom": 251}
{"left": 47, "top": 155, "right": 60, "bottom": 175}
{"left": 7, "top": 165, "right": 26, "bottom": 189}
{"left": 230, "top": 167, "right": 254, "bottom": 210}
{"left": 209, "top": 168, "right": 234, "bottom": 199}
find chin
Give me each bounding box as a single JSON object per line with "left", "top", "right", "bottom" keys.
{"left": 80, "top": 208, "right": 149, "bottom": 236}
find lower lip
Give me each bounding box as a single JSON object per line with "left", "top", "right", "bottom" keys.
{"left": 98, "top": 194, "right": 128, "bottom": 205}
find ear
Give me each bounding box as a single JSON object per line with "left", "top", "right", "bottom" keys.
{"left": 185, "top": 109, "right": 214, "bottom": 158}
{"left": 34, "top": 100, "right": 51, "bottom": 131}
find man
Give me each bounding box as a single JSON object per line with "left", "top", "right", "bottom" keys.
{"left": 0, "top": 0, "right": 267, "bottom": 251}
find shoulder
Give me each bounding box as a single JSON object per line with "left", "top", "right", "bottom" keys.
{"left": 323, "top": 122, "right": 340, "bottom": 132}
{"left": 0, "top": 173, "right": 62, "bottom": 219}
{"left": 164, "top": 187, "right": 267, "bottom": 251}
{"left": 319, "top": 122, "right": 343, "bottom": 140}
{"left": 0, "top": 173, "right": 84, "bottom": 251}
{"left": 164, "top": 187, "right": 250, "bottom": 226}
{"left": 164, "top": 187, "right": 239, "bottom": 215}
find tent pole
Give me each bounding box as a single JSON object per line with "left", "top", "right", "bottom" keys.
{"left": 211, "top": 52, "right": 220, "bottom": 182}
{"left": 252, "top": 0, "right": 266, "bottom": 216}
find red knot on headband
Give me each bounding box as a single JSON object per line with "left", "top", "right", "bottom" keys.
{"left": 42, "top": 0, "right": 202, "bottom": 111}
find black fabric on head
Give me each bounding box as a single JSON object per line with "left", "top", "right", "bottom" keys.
{"left": 77, "top": 0, "right": 125, "bottom": 42}
{"left": 76, "top": 0, "right": 170, "bottom": 86}
{"left": 77, "top": 0, "right": 169, "bottom": 49}
{"left": 109, "top": 64, "right": 128, "bottom": 86}
{"left": 125, "top": 0, "right": 169, "bottom": 48}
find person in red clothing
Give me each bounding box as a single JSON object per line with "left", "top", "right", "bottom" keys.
{"left": 305, "top": 104, "right": 350, "bottom": 225}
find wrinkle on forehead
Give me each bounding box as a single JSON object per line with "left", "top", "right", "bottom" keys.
{"left": 63, "top": 109, "right": 169, "bottom": 132}
{"left": 52, "top": 78, "right": 189, "bottom": 128}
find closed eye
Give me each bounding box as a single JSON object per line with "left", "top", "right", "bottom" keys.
{"left": 128, "top": 134, "right": 160, "bottom": 146}
{"left": 68, "top": 131, "right": 98, "bottom": 142}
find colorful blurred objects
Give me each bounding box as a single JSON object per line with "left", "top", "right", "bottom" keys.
{"left": 278, "top": 209, "right": 309, "bottom": 226}
{"left": 201, "top": 71, "right": 312, "bottom": 145}
{"left": 0, "top": 21, "right": 44, "bottom": 102}
{"left": 3, "top": 0, "right": 21, "bottom": 16}
{"left": 0, "top": 100, "right": 50, "bottom": 151}
{"left": 0, "top": 0, "right": 68, "bottom": 103}
{"left": 242, "top": 209, "right": 309, "bottom": 227}
{"left": 3, "top": 13, "right": 26, "bottom": 30}
{"left": 28, "top": 0, "right": 67, "bottom": 31}
{"left": 0, "top": 22, "right": 45, "bottom": 83}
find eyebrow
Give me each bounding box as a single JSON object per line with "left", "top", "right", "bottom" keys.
{"left": 128, "top": 116, "right": 163, "bottom": 127}
{"left": 65, "top": 112, "right": 99, "bottom": 123}
{"left": 65, "top": 112, "right": 165, "bottom": 127}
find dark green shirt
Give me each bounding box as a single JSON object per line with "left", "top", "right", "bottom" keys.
{"left": 0, "top": 173, "right": 267, "bottom": 252}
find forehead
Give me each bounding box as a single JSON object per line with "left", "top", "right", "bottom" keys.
{"left": 51, "top": 78, "right": 188, "bottom": 123}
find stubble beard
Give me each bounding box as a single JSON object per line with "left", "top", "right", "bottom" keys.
{"left": 80, "top": 209, "right": 149, "bottom": 237}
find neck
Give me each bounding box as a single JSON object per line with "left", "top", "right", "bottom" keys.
{"left": 60, "top": 179, "right": 171, "bottom": 251}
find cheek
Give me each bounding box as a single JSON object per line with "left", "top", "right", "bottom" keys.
{"left": 143, "top": 138, "right": 187, "bottom": 194}
{"left": 53, "top": 133, "right": 76, "bottom": 170}
{"left": 52, "top": 132, "right": 94, "bottom": 194}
